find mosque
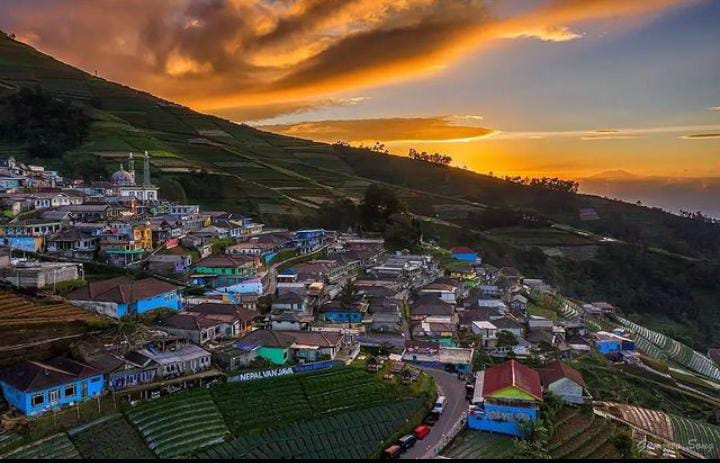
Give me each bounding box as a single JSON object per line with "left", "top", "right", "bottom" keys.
{"left": 110, "top": 151, "right": 159, "bottom": 201}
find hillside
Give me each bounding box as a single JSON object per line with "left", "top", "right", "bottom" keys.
{"left": 1, "top": 33, "right": 720, "bottom": 348}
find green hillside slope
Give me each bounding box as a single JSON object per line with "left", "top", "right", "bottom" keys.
{"left": 1, "top": 33, "right": 719, "bottom": 349}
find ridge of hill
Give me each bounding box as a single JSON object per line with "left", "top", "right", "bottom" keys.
{"left": 1, "top": 33, "right": 720, "bottom": 349}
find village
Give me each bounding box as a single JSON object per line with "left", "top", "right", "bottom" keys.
{"left": 0, "top": 153, "right": 719, "bottom": 459}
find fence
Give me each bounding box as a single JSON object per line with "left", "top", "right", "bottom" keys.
{"left": 421, "top": 411, "right": 468, "bottom": 459}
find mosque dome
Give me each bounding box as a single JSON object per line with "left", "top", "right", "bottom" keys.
{"left": 111, "top": 165, "right": 135, "bottom": 186}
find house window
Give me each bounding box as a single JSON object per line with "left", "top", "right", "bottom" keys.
{"left": 49, "top": 389, "right": 60, "bottom": 403}
{"left": 31, "top": 393, "right": 44, "bottom": 407}
{"left": 64, "top": 384, "right": 76, "bottom": 397}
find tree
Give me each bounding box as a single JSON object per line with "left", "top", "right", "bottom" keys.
{"left": 383, "top": 214, "right": 422, "bottom": 252}
{"left": 361, "top": 184, "right": 406, "bottom": 229}
{"left": 337, "top": 279, "right": 359, "bottom": 310}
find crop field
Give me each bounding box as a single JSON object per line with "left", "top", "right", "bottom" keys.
{"left": 196, "top": 399, "right": 424, "bottom": 459}
{"left": 212, "top": 368, "right": 401, "bottom": 434}
{"left": 612, "top": 315, "right": 720, "bottom": 382}
{"left": 69, "top": 414, "right": 154, "bottom": 459}
{"left": 3, "top": 433, "right": 80, "bottom": 459}
{"left": 0, "top": 291, "right": 101, "bottom": 326}
{"left": 599, "top": 402, "right": 719, "bottom": 458}
{"left": 125, "top": 388, "right": 229, "bottom": 458}
{"left": 441, "top": 430, "right": 516, "bottom": 459}
{"left": 547, "top": 408, "right": 620, "bottom": 459}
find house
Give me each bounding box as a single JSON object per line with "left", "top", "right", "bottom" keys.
{"left": 271, "top": 292, "right": 308, "bottom": 313}
{"left": 293, "top": 229, "right": 326, "bottom": 254}
{"left": 468, "top": 360, "right": 543, "bottom": 436}
{"left": 128, "top": 337, "right": 212, "bottom": 383}
{"left": 450, "top": 246, "right": 479, "bottom": 263}
{"left": 0, "top": 248, "right": 9, "bottom": 268}
{"left": 159, "top": 303, "right": 258, "bottom": 345}
{"left": 590, "top": 301, "right": 616, "bottom": 315}
{"left": 269, "top": 311, "right": 314, "bottom": 331}
{"left": 0, "top": 261, "right": 83, "bottom": 289}
{"left": 492, "top": 317, "right": 525, "bottom": 338}
{"left": 510, "top": 294, "right": 528, "bottom": 312}
{"left": 409, "top": 294, "right": 455, "bottom": 322}
{"left": 478, "top": 285, "right": 502, "bottom": 298}
{"left": 147, "top": 254, "right": 192, "bottom": 275}
{"left": 213, "top": 345, "right": 258, "bottom": 371}
{"left": 192, "top": 255, "right": 259, "bottom": 288}
{"left": 402, "top": 341, "right": 473, "bottom": 374}
{"left": 67, "top": 276, "right": 182, "bottom": 318}
{"left": 235, "top": 330, "right": 344, "bottom": 364}
{"left": 418, "top": 282, "right": 458, "bottom": 304}
{"left": 594, "top": 331, "right": 635, "bottom": 354}
{"left": 369, "top": 311, "right": 402, "bottom": 333}
{"left": 472, "top": 321, "right": 498, "bottom": 348}
{"left": 0, "top": 358, "right": 104, "bottom": 416}
{"left": 538, "top": 360, "right": 591, "bottom": 405}
{"left": 475, "top": 299, "right": 508, "bottom": 313}
{"left": 412, "top": 318, "right": 457, "bottom": 341}
{"left": 319, "top": 301, "right": 367, "bottom": 324}
{"left": 45, "top": 229, "right": 99, "bottom": 260}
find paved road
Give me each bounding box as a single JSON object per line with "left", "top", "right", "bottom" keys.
{"left": 400, "top": 369, "right": 467, "bottom": 459}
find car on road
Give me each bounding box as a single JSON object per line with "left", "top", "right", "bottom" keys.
{"left": 413, "top": 424, "right": 431, "bottom": 440}
{"left": 431, "top": 395, "right": 446, "bottom": 414}
{"left": 398, "top": 434, "right": 417, "bottom": 450}
{"left": 383, "top": 444, "right": 403, "bottom": 459}
{"left": 423, "top": 413, "right": 439, "bottom": 426}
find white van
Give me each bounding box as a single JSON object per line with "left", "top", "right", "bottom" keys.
{"left": 431, "top": 396, "right": 446, "bottom": 414}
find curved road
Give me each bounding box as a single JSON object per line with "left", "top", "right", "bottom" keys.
{"left": 401, "top": 369, "right": 467, "bottom": 459}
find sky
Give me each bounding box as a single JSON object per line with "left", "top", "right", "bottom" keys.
{"left": 1, "top": 0, "right": 719, "bottom": 181}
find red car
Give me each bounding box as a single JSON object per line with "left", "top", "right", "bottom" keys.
{"left": 413, "top": 424, "right": 432, "bottom": 440}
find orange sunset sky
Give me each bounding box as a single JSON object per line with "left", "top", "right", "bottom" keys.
{"left": 1, "top": 0, "right": 719, "bottom": 179}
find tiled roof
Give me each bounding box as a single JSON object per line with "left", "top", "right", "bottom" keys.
{"left": 67, "top": 276, "right": 178, "bottom": 304}
{"left": 482, "top": 359, "right": 542, "bottom": 401}
{"left": 538, "top": 360, "right": 587, "bottom": 388}
{"left": 0, "top": 358, "right": 101, "bottom": 392}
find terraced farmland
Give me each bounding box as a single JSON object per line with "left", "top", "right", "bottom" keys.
{"left": 441, "top": 430, "right": 516, "bottom": 459}
{"left": 69, "top": 414, "right": 154, "bottom": 459}
{"left": 0, "top": 291, "right": 100, "bottom": 326}
{"left": 598, "top": 402, "right": 720, "bottom": 459}
{"left": 3, "top": 433, "right": 80, "bottom": 459}
{"left": 196, "top": 399, "right": 424, "bottom": 459}
{"left": 612, "top": 315, "right": 720, "bottom": 382}
{"left": 547, "top": 408, "right": 621, "bottom": 459}
{"left": 212, "top": 367, "right": 402, "bottom": 434}
{"left": 126, "top": 389, "right": 229, "bottom": 458}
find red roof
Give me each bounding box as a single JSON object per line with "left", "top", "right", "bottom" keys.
{"left": 538, "top": 360, "right": 587, "bottom": 388}
{"left": 482, "top": 359, "right": 543, "bottom": 401}
{"left": 450, "top": 246, "right": 475, "bottom": 254}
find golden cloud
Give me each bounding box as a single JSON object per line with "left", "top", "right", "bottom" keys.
{"left": 0, "top": 0, "right": 690, "bottom": 119}
{"left": 259, "top": 116, "right": 494, "bottom": 143}
{"left": 681, "top": 133, "right": 720, "bottom": 140}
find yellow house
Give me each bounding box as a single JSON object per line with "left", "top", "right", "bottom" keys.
{"left": 132, "top": 223, "right": 154, "bottom": 249}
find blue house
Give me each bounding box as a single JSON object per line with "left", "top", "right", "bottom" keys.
{"left": 595, "top": 331, "right": 635, "bottom": 354}
{"left": 319, "top": 301, "right": 365, "bottom": 324}
{"left": 294, "top": 229, "right": 326, "bottom": 254}
{"left": 450, "top": 246, "right": 479, "bottom": 263}
{"left": 0, "top": 358, "right": 104, "bottom": 416}
{"left": 67, "top": 276, "right": 182, "bottom": 318}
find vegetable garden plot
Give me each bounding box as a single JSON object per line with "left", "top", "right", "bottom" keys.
{"left": 125, "top": 389, "right": 229, "bottom": 458}
{"left": 70, "top": 414, "right": 154, "bottom": 459}
{"left": 2, "top": 433, "right": 80, "bottom": 459}
{"left": 196, "top": 399, "right": 424, "bottom": 459}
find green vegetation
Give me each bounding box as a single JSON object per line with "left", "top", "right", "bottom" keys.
{"left": 196, "top": 400, "right": 424, "bottom": 459}
{"left": 211, "top": 368, "right": 408, "bottom": 435}
{"left": 3, "top": 433, "right": 80, "bottom": 459}
{"left": 2, "top": 33, "right": 720, "bottom": 348}
{"left": 69, "top": 415, "right": 155, "bottom": 459}
{"left": 669, "top": 414, "right": 720, "bottom": 458}
{"left": 545, "top": 407, "right": 622, "bottom": 459}
{"left": 441, "top": 431, "right": 516, "bottom": 459}
{"left": 125, "top": 389, "right": 229, "bottom": 458}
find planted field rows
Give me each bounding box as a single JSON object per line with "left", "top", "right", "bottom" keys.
{"left": 69, "top": 414, "right": 155, "bottom": 459}
{"left": 3, "top": 433, "right": 80, "bottom": 459}
{"left": 548, "top": 408, "right": 620, "bottom": 459}
{"left": 126, "top": 388, "right": 229, "bottom": 458}
{"left": 212, "top": 368, "right": 402, "bottom": 435}
{"left": 0, "top": 292, "right": 99, "bottom": 325}
{"left": 196, "top": 399, "right": 424, "bottom": 459}
{"left": 441, "top": 430, "right": 516, "bottom": 459}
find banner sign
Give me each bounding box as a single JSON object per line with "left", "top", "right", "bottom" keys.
{"left": 228, "top": 360, "right": 340, "bottom": 383}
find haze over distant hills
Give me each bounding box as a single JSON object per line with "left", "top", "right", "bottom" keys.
{"left": 581, "top": 171, "right": 720, "bottom": 218}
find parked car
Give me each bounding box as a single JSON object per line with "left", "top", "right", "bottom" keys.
{"left": 423, "top": 413, "right": 439, "bottom": 426}
{"left": 413, "top": 424, "right": 431, "bottom": 440}
{"left": 398, "top": 434, "right": 417, "bottom": 450}
{"left": 383, "top": 444, "right": 403, "bottom": 459}
{"left": 431, "top": 395, "right": 446, "bottom": 414}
